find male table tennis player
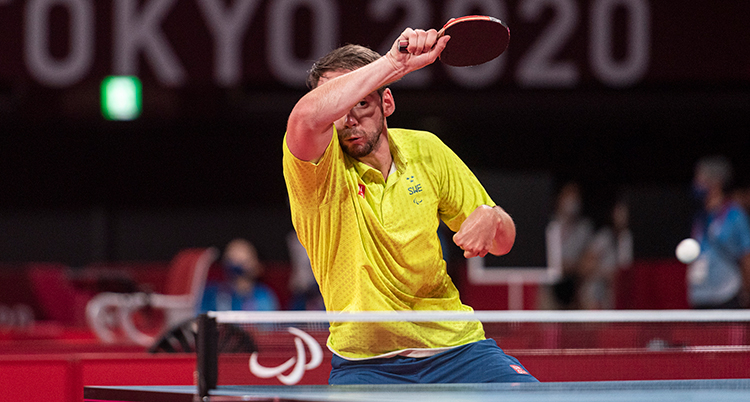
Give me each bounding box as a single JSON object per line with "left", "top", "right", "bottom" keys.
{"left": 282, "top": 28, "right": 538, "bottom": 384}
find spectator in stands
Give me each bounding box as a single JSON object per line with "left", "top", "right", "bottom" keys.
{"left": 545, "top": 181, "right": 595, "bottom": 309}
{"left": 286, "top": 231, "right": 324, "bottom": 310}
{"left": 579, "top": 198, "right": 633, "bottom": 309}
{"left": 688, "top": 156, "right": 750, "bottom": 309}
{"left": 199, "top": 238, "right": 279, "bottom": 313}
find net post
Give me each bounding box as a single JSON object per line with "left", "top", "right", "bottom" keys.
{"left": 196, "top": 313, "right": 218, "bottom": 400}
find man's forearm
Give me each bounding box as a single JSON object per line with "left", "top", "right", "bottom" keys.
{"left": 289, "top": 56, "right": 401, "bottom": 131}
{"left": 490, "top": 205, "right": 515, "bottom": 256}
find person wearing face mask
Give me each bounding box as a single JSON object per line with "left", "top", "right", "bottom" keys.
{"left": 578, "top": 199, "right": 633, "bottom": 310}
{"left": 545, "top": 181, "right": 595, "bottom": 309}
{"left": 687, "top": 156, "right": 750, "bottom": 309}
{"left": 199, "top": 238, "right": 279, "bottom": 313}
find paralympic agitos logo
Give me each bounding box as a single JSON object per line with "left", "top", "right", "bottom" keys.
{"left": 248, "top": 327, "right": 323, "bottom": 385}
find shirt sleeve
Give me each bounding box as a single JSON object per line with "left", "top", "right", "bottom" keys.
{"left": 282, "top": 130, "right": 342, "bottom": 210}
{"left": 429, "top": 135, "right": 496, "bottom": 232}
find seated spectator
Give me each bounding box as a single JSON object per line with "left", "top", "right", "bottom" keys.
{"left": 199, "top": 238, "right": 279, "bottom": 313}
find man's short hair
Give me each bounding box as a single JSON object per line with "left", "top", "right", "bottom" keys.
{"left": 306, "top": 44, "right": 383, "bottom": 90}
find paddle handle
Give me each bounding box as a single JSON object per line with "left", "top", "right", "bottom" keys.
{"left": 397, "top": 27, "right": 447, "bottom": 53}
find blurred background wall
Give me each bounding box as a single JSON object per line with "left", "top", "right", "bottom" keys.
{"left": 0, "top": 0, "right": 747, "bottom": 265}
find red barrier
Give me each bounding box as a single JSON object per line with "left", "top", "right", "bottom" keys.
{"left": 519, "top": 349, "right": 750, "bottom": 382}
{"left": 1, "top": 349, "right": 748, "bottom": 402}
{"left": 0, "top": 356, "right": 78, "bottom": 402}
{"left": 0, "top": 354, "right": 195, "bottom": 402}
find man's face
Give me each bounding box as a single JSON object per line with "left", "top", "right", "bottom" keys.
{"left": 318, "top": 70, "right": 387, "bottom": 159}
{"left": 336, "top": 91, "right": 385, "bottom": 158}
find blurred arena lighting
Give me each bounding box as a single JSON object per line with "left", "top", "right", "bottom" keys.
{"left": 100, "top": 76, "right": 142, "bottom": 121}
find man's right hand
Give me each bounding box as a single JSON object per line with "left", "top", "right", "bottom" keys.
{"left": 386, "top": 28, "right": 450, "bottom": 75}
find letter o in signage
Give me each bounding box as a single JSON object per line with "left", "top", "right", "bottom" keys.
{"left": 25, "top": 0, "right": 94, "bottom": 87}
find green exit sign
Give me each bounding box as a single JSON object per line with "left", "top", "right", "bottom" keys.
{"left": 100, "top": 76, "right": 142, "bottom": 121}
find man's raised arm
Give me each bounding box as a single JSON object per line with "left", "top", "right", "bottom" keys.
{"left": 285, "top": 28, "right": 449, "bottom": 162}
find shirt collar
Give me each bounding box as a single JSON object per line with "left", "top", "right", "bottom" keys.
{"left": 347, "top": 129, "right": 408, "bottom": 180}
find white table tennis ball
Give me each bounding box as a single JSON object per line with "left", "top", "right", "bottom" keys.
{"left": 675, "top": 238, "right": 701, "bottom": 264}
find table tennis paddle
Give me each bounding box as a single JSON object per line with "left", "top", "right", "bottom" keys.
{"left": 398, "top": 15, "right": 510, "bottom": 67}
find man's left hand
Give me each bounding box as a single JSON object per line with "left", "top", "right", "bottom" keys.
{"left": 453, "top": 205, "right": 515, "bottom": 259}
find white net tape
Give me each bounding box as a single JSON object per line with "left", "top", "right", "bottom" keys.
{"left": 208, "top": 310, "right": 750, "bottom": 324}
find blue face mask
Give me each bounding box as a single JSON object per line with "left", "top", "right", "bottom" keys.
{"left": 692, "top": 183, "right": 708, "bottom": 203}
{"left": 225, "top": 263, "right": 245, "bottom": 278}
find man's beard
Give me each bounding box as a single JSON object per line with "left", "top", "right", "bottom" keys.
{"left": 338, "top": 115, "right": 385, "bottom": 159}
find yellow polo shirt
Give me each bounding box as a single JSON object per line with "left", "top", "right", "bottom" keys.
{"left": 282, "top": 127, "right": 495, "bottom": 359}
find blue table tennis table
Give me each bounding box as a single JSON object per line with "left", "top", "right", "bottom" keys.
{"left": 85, "top": 379, "right": 750, "bottom": 402}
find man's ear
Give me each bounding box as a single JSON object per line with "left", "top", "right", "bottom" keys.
{"left": 382, "top": 88, "right": 395, "bottom": 117}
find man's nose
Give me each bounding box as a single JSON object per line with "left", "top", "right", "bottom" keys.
{"left": 344, "top": 112, "right": 357, "bottom": 128}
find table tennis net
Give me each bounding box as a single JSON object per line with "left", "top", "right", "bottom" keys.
{"left": 196, "top": 310, "right": 750, "bottom": 396}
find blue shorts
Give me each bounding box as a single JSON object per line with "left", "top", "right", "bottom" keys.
{"left": 329, "top": 339, "right": 538, "bottom": 384}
